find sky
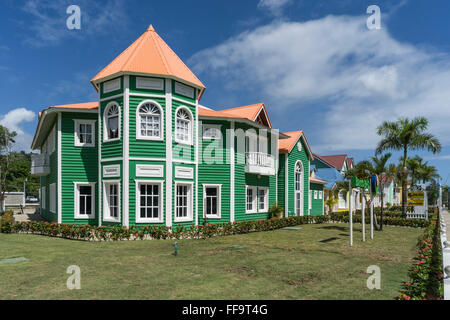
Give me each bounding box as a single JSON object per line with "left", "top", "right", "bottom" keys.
{"left": 1, "top": 0, "right": 450, "bottom": 184}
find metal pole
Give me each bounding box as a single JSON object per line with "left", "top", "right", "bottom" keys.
{"left": 349, "top": 180, "right": 353, "bottom": 246}
{"left": 370, "top": 184, "right": 374, "bottom": 240}
{"left": 362, "top": 188, "right": 365, "bottom": 242}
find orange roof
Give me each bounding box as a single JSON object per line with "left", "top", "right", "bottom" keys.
{"left": 279, "top": 131, "right": 303, "bottom": 154}
{"left": 199, "top": 103, "right": 272, "bottom": 128}
{"left": 91, "top": 25, "right": 205, "bottom": 95}
{"left": 39, "top": 102, "right": 99, "bottom": 119}
{"left": 279, "top": 131, "right": 314, "bottom": 159}
{"left": 310, "top": 177, "right": 327, "bottom": 184}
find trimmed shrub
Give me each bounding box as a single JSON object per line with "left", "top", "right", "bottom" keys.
{"left": 0, "top": 210, "right": 15, "bottom": 234}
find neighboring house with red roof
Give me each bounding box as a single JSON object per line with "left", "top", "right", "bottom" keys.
{"left": 30, "top": 25, "right": 327, "bottom": 227}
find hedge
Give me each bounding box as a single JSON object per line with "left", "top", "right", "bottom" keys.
{"left": 397, "top": 215, "right": 444, "bottom": 300}
{"left": 0, "top": 211, "right": 430, "bottom": 242}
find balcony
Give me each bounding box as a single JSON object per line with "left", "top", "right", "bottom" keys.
{"left": 31, "top": 154, "right": 50, "bottom": 176}
{"left": 245, "top": 152, "right": 275, "bottom": 176}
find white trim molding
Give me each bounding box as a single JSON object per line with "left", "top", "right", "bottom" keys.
{"left": 103, "top": 164, "right": 120, "bottom": 178}
{"left": 203, "top": 184, "right": 222, "bottom": 219}
{"left": 174, "top": 105, "right": 194, "bottom": 146}
{"left": 174, "top": 181, "right": 194, "bottom": 223}
{"left": 174, "top": 166, "right": 194, "bottom": 179}
{"left": 135, "top": 99, "right": 164, "bottom": 141}
{"left": 245, "top": 185, "right": 258, "bottom": 214}
{"left": 74, "top": 182, "right": 96, "bottom": 219}
{"left": 136, "top": 164, "right": 164, "bottom": 178}
{"left": 174, "top": 81, "right": 195, "bottom": 99}
{"left": 57, "top": 113, "right": 62, "bottom": 223}
{"left": 135, "top": 180, "right": 164, "bottom": 224}
{"left": 103, "top": 101, "right": 121, "bottom": 143}
{"left": 136, "top": 77, "right": 164, "bottom": 91}
{"left": 103, "top": 180, "right": 121, "bottom": 223}
{"left": 103, "top": 78, "right": 121, "bottom": 94}
{"left": 74, "top": 119, "right": 96, "bottom": 147}
{"left": 165, "top": 79, "right": 173, "bottom": 227}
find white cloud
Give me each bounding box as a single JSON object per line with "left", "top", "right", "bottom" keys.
{"left": 257, "top": 0, "right": 292, "bottom": 16}
{"left": 0, "top": 108, "right": 36, "bottom": 152}
{"left": 21, "top": 0, "right": 129, "bottom": 47}
{"left": 190, "top": 15, "right": 450, "bottom": 152}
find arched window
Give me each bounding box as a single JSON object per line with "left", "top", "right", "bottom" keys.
{"left": 175, "top": 107, "right": 192, "bottom": 144}
{"left": 294, "top": 161, "right": 304, "bottom": 216}
{"left": 138, "top": 102, "right": 162, "bottom": 139}
{"left": 105, "top": 103, "right": 120, "bottom": 141}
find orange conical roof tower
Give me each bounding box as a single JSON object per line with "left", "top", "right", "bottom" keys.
{"left": 91, "top": 25, "right": 205, "bottom": 96}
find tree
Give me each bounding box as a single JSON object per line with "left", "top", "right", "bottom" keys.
{"left": 0, "top": 125, "right": 17, "bottom": 211}
{"left": 370, "top": 153, "right": 396, "bottom": 230}
{"left": 376, "top": 117, "right": 441, "bottom": 218}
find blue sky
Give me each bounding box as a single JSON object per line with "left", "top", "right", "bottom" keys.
{"left": 1, "top": 0, "right": 450, "bottom": 184}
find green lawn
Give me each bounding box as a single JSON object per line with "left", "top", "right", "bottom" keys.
{"left": 0, "top": 223, "right": 421, "bottom": 300}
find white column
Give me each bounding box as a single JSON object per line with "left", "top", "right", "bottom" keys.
{"left": 57, "top": 113, "right": 62, "bottom": 224}
{"left": 230, "top": 121, "right": 235, "bottom": 222}
{"left": 349, "top": 180, "right": 353, "bottom": 246}
{"left": 285, "top": 155, "right": 289, "bottom": 217}
{"left": 362, "top": 188, "right": 365, "bottom": 242}
{"left": 123, "top": 75, "right": 130, "bottom": 227}
{"left": 195, "top": 92, "right": 199, "bottom": 226}
{"left": 370, "top": 185, "right": 374, "bottom": 240}
{"left": 165, "top": 79, "right": 173, "bottom": 227}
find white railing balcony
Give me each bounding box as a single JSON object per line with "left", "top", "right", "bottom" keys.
{"left": 245, "top": 152, "right": 275, "bottom": 176}
{"left": 31, "top": 154, "right": 50, "bottom": 176}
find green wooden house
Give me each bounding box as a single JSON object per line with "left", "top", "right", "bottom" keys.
{"left": 30, "top": 25, "right": 326, "bottom": 228}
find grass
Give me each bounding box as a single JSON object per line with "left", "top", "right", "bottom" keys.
{"left": 0, "top": 223, "right": 421, "bottom": 300}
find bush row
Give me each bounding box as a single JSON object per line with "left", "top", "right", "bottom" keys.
{"left": 329, "top": 213, "right": 430, "bottom": 228}
{"left": 0, "top": 211, "right": 429, "bottom": 241}
{"left": 3, "top": 215, "right": 330, "bottom": 241}
{"left": 397, "top": 215, "right": 443, "bottom": 300}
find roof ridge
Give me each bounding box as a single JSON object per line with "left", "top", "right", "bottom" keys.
{"left": 150, "top": 29, "right": 171, "bottom": 75}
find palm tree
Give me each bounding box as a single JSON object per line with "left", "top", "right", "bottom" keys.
{"left": 417, "top": 164, "right": 439, "bottom": 184}
{"left": 376, "top": 117, "right": 441, "bottom": 217}
{"left": 406, "top": 156, "right": 425, "bottom": 185}
{"left": 370, "top": 153, "right": 395, "bottom": 230}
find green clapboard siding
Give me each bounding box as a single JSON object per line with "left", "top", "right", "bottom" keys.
{"left": 287, "top": 137, "right": 310, "bottom": 217}
{"left": 61, "top": 112, "right": 98, "bottom": 225}
{"left": 310, "top": 182, "right": 324, "bottom": 216}
{"left": 198, "top": 120, "right": 230, "bottom": 225}
{"left": 40, "top": 120, "right": 58, "bottom": 223}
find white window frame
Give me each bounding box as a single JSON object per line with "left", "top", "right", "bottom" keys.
{"left": 203, "top": 184, "right": 222, "bottom": 219}
{"left": 174, "top": 106, "right": 194, "bottom": 146}
{"left": 74, "top": 182, "right": 96, "bottom": 219}
{"left": 41, "top": 186, "right": 46, "bottom": 209}
{"left": 74, "top": 119, "right": 96, "bottom": 147}
{"left": 202, "top": 124, "right": 222, "bottom": 140}
{"left": 319, "top": 191, "right": 323, "bottom": 200}
{"left": 294, "top": 160, "right": 304, "bottom": 216}
{"left": 174, "top": 181, "right": 193, "bottom": 222}
{"left": 136, "top": 100, "right": 164, "bottom": 141}
{"left": 314, "top": 190, "right": 318, "bottom": 200}
{"left": 103, "top": 102, "right": 121, "bottom": 143}
{"left": 103, "top": 180, "right": 121, "bottom": 223}
{"left": 246, "top": 186, "right": 258, "bottom": 214}
{"left": 49, "top": 183, "right": 56, "bottom": 213}
{"left": 258, "top": 187, "right": 269, "bottom": 213}
{"left": 135, "top": 180, "right": 164, "bottom": 223}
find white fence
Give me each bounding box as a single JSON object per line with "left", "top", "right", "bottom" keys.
{"left": 439, "top": 210, "right": 450, "bottom": 300}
